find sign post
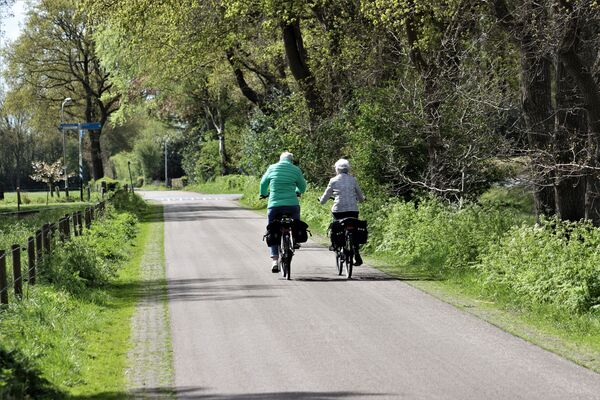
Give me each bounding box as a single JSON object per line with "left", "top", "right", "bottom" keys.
{"left": 60, "top": 122, "right": 101, "bottom": 201}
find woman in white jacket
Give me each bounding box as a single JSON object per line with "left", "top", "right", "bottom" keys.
{"left": 319, "top": 159, "right": 365, "bottom": 265}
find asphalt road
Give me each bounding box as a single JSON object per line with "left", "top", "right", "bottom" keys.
{"left": 140, "top": 191, "right": 600, "bottom": 400}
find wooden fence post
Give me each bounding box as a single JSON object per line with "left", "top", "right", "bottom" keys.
{"left": 59, "top": 218, "right": 65, "bottom": 242}
{"left": 85, "top": 208, "right": 91, "bottom": 229}
{"left": 64, "top": 214, "right": 71, "bottom": 239}
{"left": 42, "top": 224, "right": 51, "bottom": 254}
{"left": 73, "top": 213, "right": 79, "bottom": 237}
{"left": 77, "top": 211, "right": 83, "bottom": 235}
{"left": 0, "top": 250, "right": 7, "bottom": 305}
{"left": 28, "top": 237, "right": 35, "bottom": 285}
{"left": 17, "top": 187, "right": 21, "bottom": 212}
{"left": 12, "top": 244, "right": 22, "bottom": 298}
{"left": 35, "top": 230, "right": 42, "bottom": 267}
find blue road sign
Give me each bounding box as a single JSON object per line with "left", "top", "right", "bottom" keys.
{"left": 80, "top": 122, "right": 101, "bottom": 130}
{"left": 60, "top": 123, "right": 79, "bottom": 129}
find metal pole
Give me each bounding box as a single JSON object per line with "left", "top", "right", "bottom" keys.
{"left": 79, "top": 128, "right": 84, "bottom": 201}
{"left": 164, "top": 140, "right": 168, "bottom": 187}
{"left": 61, "top": 103, "right": 67, "bottom": 193}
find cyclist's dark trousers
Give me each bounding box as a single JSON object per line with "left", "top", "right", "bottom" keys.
{"left": 268, "top": 205, "right": 300, "bottom": 258}
{"left": 331, "top": 211, "right": 361, "bottom": 259}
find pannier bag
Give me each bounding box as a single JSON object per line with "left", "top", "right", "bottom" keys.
{"left": 293, "top": 219, "right": 311, "bottom": 243}
{"left": 263, "top": 220, "right": 281, "bottom": 247}
{"left": 328, "top": 220, "right": 346, "bottom": 248}
{"left": 330, "top": 218, "right": 369, "bottom": 247}
{"left": 351, "top": 219, "right": 368, "bottom": 244}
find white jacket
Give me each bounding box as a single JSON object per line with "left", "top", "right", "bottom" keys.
{"left": 319, "top": 173, "right": 365, "bottom": 213}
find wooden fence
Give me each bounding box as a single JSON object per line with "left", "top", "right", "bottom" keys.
{"left": 0, "top": 200, "right": 108, "bottom": 306}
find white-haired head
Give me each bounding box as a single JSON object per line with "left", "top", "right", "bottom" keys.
{"left": 335, "top": 158, "right": 350, "bottom": 174}
{"left": 280, "top": 151, "right": 294, "bottom": 162}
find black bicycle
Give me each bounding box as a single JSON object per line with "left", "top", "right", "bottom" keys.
{"left": 332, "top": 218, "right": 360, "bottom": 279}
{"left": 277, "top": 215, "right": 296, "bottom": 280}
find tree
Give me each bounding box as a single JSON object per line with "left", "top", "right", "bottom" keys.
{"left": 30, "top": 160, "right": 69, "bottom": 203}
{"left": 4, "top": 0, "right": 119, "bottom": 179}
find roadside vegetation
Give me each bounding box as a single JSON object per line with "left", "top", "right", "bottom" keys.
{"left": 0, "top": 191, "right": 151, "bottom": 398}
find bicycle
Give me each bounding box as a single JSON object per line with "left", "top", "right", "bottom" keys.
{"left": 260, "top": 194, "right": 302, "bottom": 280}
{"left": 331, "top": 217, "right": 360, "bottom": 279}
{"left": 277, "top": 215, "right": 296, "bottom": 280}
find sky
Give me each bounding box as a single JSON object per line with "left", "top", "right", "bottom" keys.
{"left": 2, "top": 0, "right": 27, "bottom": 45}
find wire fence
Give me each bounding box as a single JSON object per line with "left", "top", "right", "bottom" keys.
{"left": 0, "top": 189, "right": 127, "bottom": 306}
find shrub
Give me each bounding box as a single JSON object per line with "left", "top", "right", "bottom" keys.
{"left": 41, "top": 206, "right": 138, "bottom": 294}
{"left": 136, "top": 176, "right": 145, "bottom": 188}
{"left": 478, "top": 220, "right": 600, "bottom": 313}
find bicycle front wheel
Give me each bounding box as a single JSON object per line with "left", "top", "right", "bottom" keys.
{"left": 336, "top": 251, "right": 343, "bottom": 275}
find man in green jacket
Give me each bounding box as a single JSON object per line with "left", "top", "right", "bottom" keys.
{"left": 260, "top": 151, "right": 307, "bottom": 272}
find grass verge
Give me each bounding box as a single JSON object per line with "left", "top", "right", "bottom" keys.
{"left": 0, "top": 193, "right": 154, "bottom": 398}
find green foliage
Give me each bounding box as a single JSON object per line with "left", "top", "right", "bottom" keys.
{"left": 109, "top": 152, "right": 143, "bottom": 181}
{"left": 0, "top": 192, "right": 147, "bottom": 396}
{"left": 374, "top": 198, "right": 527, "bottom": 271}
{"left": 193, "top": 139, "right": 222, "bottom": 182}
{"left": 478, "top": 220, "right": 600, "bottom": 314}
{"left": 42, "top": 206, "right": 138, "bottom": 294}
{"left": 187, "top": 175, "right": 264, "bottom": 209}
{"left": 0, "top": 347, "right": 63, "bottom": 399}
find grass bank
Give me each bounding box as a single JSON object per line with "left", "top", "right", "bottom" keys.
{"left": 0, "top": 192, "right": 155, "bottom": 398}
{"left": 189, "top": 175, "right": 600, "bottom": 372}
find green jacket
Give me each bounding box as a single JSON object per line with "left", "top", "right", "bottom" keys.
{"left": 260, "top": 160, "right": 307, "bottom": 208}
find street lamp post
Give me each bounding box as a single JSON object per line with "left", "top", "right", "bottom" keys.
{"left": 61, "top": 97, "right": 73, "bottom": 195}
{"left": 164, "top": 140, "right": 168, "bottom": 188}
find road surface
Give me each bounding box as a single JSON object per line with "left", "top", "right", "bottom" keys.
{"left": 140, "top": 191, "right": 600, "bottom": 400}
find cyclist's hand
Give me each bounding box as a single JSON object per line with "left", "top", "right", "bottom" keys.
{"left": 259, "top": 194, "right": 268, "bottom": 200}
{"left": 296, "top": 192, "right": 301, "bottom": 198}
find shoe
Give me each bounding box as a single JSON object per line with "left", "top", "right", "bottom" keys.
{"left": 293, "top": 243, "right": 301, "bottom": 250}
{"left": 328, "top": 245, "right": 335, "bottom": 251}
{"left": 354, "top": 254, "right": 363, "bottom": 266}
{"left": 271, "top": 260, "right": 279, "bottom": 273}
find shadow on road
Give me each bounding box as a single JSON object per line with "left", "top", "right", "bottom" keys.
{"left": 73, "top": 386, "right": 391, "bottom": 399}
{"left": 163, "top": 204, "right": 264, "bottom": 222}
{"left": 111, "top": 277, "right": 283, "bottom": 305}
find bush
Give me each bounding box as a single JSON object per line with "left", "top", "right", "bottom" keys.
{"left": 41, "top": 205, "right": 139, "bottom": 294}
{"left": 478, "top": 220, "right": 600, "bottom": 313}
{"left": 136, "top": 176, "right": 145, "bottom": 188}
{"left": 95, "top": 177, "right": 120, "bottom": 192}
{"left": 372, "top": 197, "right": 525, "bottom": 272}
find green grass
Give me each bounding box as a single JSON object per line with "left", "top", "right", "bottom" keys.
{"left": 0, "top": 191, "right": 102, "bottom": 212}
{"left": 69, "top": 204, "right": 168, "bottom": 398}
{"left": 186, "top": 175, "right": 265, "bottom": 209}
{"left": 0, "top": 194, "right": 154, "bottom": 398}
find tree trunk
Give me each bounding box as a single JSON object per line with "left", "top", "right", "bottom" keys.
{"left": 218, "top": 133, "right": 227, "bottom": 176}
{"left": 89, "top": 130, "right": 104, "bottom": 180}
{"left": 554, "top": 59, "right": 586, "bottom": 221}
{"left": 281, "top": 19, "right": 323, "bottom": 118}
{"left": 520, "top": 50, "right": 555, "bottom": 217}
{"left": 558, "top": 29, "right": 600, "bottom": 225}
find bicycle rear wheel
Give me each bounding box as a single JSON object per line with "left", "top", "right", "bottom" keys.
{"left": 281, "top": 234, "right": 292, "bottom": 280}
{"left": 344, "top": 235, "right": 353, "bottom": 279}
